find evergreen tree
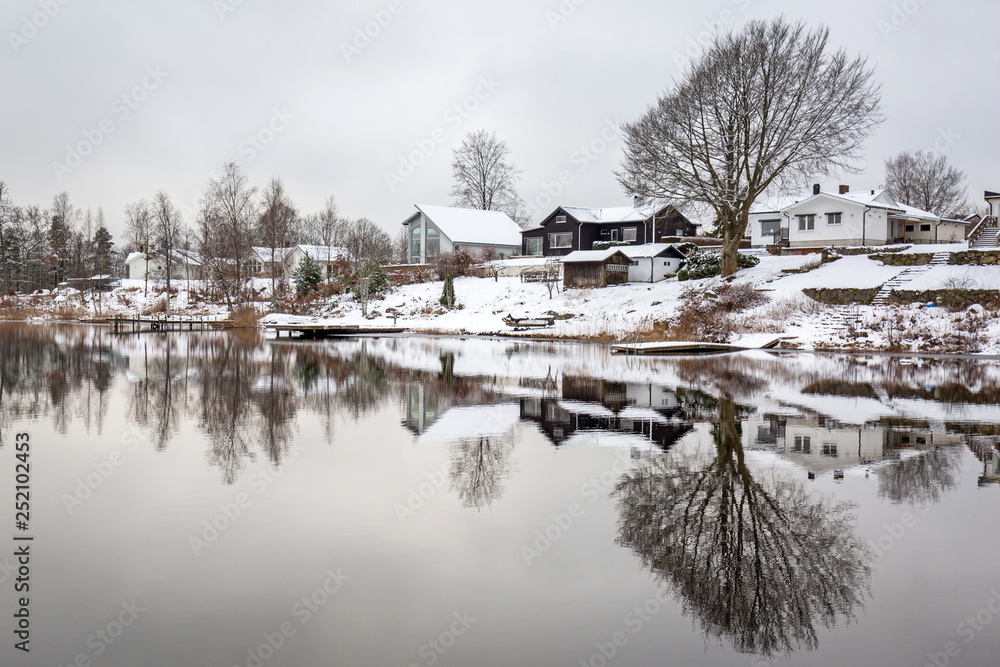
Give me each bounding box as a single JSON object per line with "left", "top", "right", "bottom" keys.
{"left": 293, "top": 254, "right": 322, "bottom": 298}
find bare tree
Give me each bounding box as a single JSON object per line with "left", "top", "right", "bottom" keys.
{"left": 618, "top": 19, "right": 883, "bottom": 277}
{"left": 257, "top": 178, "right": 298, "bottom": 299}
{"left": 199, "top": 162, "right": 258, "bottom": 308}
{"left": 342, "top": 218, "right": 393, "bottom": 270}
{"left": 124, "top": 199, "right": 153, "bottom": 296}
{"left": 884, "top": 150, "right": 968, "bottom": 217}
{"left": 152, "top": 191, "right": 183, "bottom": 311}
{"left": 450, "top": 129, "right": 526, "bottom": 224}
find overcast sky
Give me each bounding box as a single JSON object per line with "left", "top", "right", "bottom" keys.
{"left": 2, "top": 0, "right": 998, "bottom": 239}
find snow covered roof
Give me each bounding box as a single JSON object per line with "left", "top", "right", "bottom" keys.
{"left": 416, "top": 404, "right": 521, "bottom": 444}
{"left": 411, "top": 205, "right": 522, "bottom": 247}
{"left": 252, "top": 247, "right": 295, "bottom": 263}
{"left": 561, "top": 248, "right": 633, "bottom": 263}
{"left": 562, "top": 205, "right": 652, "bottom": 224}
{"left": 621, "top": 243, "right": 685, "bottom": 259}
{"left": 294, "top": 245, "right": 346, "bottom": 262}
{"left": 749, "top": 196, "right": 803, "bottom": 215}
{"left": 124, "top": 249, "right": 202, "bottom": 266}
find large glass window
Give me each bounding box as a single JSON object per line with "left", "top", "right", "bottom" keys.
{"left": 760, "top": 219, "right": 781, "bottom": 237}
{"left": 525, "top": 237, "right": 543, "bottom": 256}
{"left": 797, "top": 215, "right": 815, "bottom": 231}
{"left": 409, "top": 225, "right": 421, "bottom": 264}
{"left": 549, "top": 233, "right": 573, "bottom": 249}
{"left": 622, "top": 227, "right": 637, "bottom": 243}
{"left": 426, "top": 227, "right": 441, "bottom": 259}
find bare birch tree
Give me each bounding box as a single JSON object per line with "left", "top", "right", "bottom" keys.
{"left": 884, "top": 150, "right": 968, "bottom": 217}
{"left": 257, "top": 177, "right": 298, "bottom": 299}
{"left": 618, "top": 19, "right": 883, "bottom": 277}
{"left": 199, "top": 162, "right": 258, "bottom": 308}
{"left": 124, "top": 199, "right": 153, "bottom": 295}
{"left": 450, "top": 130, "right": 526, "bottom": 224}
{"left": 152, "top": 191, "right": 183, "bottom": 311}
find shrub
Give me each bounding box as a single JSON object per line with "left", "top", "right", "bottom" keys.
{"left": 677, "top": 269, "right": 689, "bottom": 282}
{"left": 592, "top": 241, "right": 632, "bottom": 251}
{"left": 435, "top": 248, "right": 481, "bottom": 279}
{"left": 685, "top": 251, "right": 760, "bottom": 279}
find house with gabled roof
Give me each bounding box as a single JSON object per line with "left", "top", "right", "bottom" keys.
{"left": 749, "top": 185, "right": 968, "bottom": 252}
{"left": 402, "top": 205, "right": 522, "bottom": 265}
{"left": 521, "top": 199, "right": 700, "bottom": 257}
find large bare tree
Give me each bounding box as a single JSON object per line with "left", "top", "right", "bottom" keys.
{"left": 257, "top": 177, "right": 298, "bottom": 299}
{"left": 618, "top": 19, "right": 883, "bottom": 276}
{"left": 450, "top": 129, "right": 526, "bottom": 225}
{"left": 198, "top": 162, "right": 258, "bottom": 308}
{"left": 884, "top": 150, "right": 968, "bottom": 217}
{"left": 152, "top": 191, "right": 183, "bottom": 311}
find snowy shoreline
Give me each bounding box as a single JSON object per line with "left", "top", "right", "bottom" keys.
{"left": 3, "top": 244, "right": 999, "bottom": 355}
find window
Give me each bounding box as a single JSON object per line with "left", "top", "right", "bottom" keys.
{"left": 794, "top": 435, "right": 812, "bottom": 453}
{"left": 827, "top": 212, "right": 842, "bottom": 225}
{"left": 555, "top": 215, "right": 567, "bottom": 224}
{"left": 549, "top": 232, "right": 573, "bottom": 249}
{"left": 797, "top": 214, "right": 815, "bottom": 231}
{"left": 409, "top": 225, "right": 421, "bottom": 264}
{"left": 426, "top": 227, "right": 441, "bottom": 259}
{"left": 905, "top": 224, "right": 915, "bottom": 233}
{"left": 822, "top": 443, "right": 838, "bottom": 457}
{"left": 920, "top": 224, "right": 932, "bottom": 232}
{"left": 760, "top": 220, "right": 781, "bottom": 237}
{"left": 525, "top": 237, "right": 543, "bottom": 256}
{"left": 622, "top": 227, "right": 637, "bottom": 243}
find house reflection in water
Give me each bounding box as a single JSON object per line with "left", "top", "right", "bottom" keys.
{"left": 968, "top": 439, "right": 1000, "bottom": 487}
{"left": 746, "top": 415, "right": 966, "bottom": 474}
{"left": 519, "top": 376, "right": 692, "bottom": 450}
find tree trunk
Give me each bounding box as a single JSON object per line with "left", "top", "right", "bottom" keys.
{"left": 721, "top": 233, "right": 742, "bottom": 278}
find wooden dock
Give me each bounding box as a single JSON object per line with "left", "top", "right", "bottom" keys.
{"left": 107, "top": 315, "right": 232, "bottom": 334}
{"left": 611, "top": 335, "right": 783, "bottom": 356}
{"left": 265, "top": 323, "right": 406, "bottom": 339}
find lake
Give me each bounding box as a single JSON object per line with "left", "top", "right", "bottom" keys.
{"left": 1, "top": 324, "right": 999, "bottom": 667}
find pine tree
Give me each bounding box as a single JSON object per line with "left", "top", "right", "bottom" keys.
{"left": 293, "top": 254, "right": 322, "bottom": 298}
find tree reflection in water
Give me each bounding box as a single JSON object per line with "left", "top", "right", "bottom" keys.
{"left": 615, "top": 398, "right": 872, "bottom": 658}
{"left": 877, "top": 447, "right": 964, "bottom": 505}
{"left": 449, "top": 434, "right": 514, "bottom": 510}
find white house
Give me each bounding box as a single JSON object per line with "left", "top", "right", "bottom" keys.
{"left": 749, "top": 185, "right": 967, "bottom": 251}
{"left": 402, "top": 205, "right": 522, "bottom": 265}
{"left": 125, "top": 249, "right": 203, "bottom": 281}
{"left": 285, "top": 245, "right": 347, "bottom": 281}
{"left": 624, "top": 244, "right": 688, "bottom": 283}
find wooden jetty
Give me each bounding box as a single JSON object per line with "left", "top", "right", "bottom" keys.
{"left": 107, "top": 315, "right": 232, "bottom": 334}
{"left": 612, "top": 335, "right": 783, "bottom": 356}
{"left": 265, "top": 323, "right": 406, "bottom": 339}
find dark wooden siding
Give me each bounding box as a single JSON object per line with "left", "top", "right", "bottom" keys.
{"left": 523, "top": 206, "right": 699, "bottom": 257}
{"left": 563, "top": 251, "right": 632, "bottom": 289}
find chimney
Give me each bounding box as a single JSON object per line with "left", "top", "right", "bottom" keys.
{"left": 813, "top": 184, "right": 821, "bottom": 196}
{"left": 839, "top": 185, "right": 850, "bottom": 195}
{"left": 871, "top": 190, "right": 876, "bottom": 195}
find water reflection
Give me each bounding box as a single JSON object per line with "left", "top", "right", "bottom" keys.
{"left": 615, "top": 398, "right": 872, "bottom": 657}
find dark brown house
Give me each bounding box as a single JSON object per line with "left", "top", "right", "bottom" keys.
{"left": 562, "top": 249, "right": 632, "bottom": 289}
{"left": 521, "top": 202, "right": 699, "bottom": 257}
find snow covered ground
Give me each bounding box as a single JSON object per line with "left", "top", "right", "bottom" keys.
{"left": 6, "top": 250, "right": 1000, "bottom": 354}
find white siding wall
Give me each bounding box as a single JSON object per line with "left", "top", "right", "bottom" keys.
{"left": 788, "top": 198, "right": 889, "bottom": 247}
{"left": 627, "top": 256, "right": 684, "bottom": 283}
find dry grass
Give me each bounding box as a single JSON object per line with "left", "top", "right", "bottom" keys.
{"left": 230, "top": 305, "right": 262, "bottom": 328}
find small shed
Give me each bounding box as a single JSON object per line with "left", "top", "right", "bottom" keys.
{"left": 561, "top": 249, "right": 633, "bottom": 289}
{"left": 624, "top": 244, "right": 688, "bottom": 283}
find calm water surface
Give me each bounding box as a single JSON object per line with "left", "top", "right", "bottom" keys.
{"left": 1, "top": 324, "right": 999, "bottom": 667}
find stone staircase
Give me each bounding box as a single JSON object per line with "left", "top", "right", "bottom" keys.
{"left": 816, "top": 304, "right": 861, "bottom": 337}
{"left": 870, "top": 251, "right": 951, "bottom": 307}
{"left": 971, "top": 227, "right": 999, "bottom": 249}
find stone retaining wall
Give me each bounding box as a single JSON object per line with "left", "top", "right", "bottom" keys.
{"left": 803, "top": 288, "right": 879, "bottom": 305}
{"left": 948, "top": 250, "right": 1000, "bottom": 265}
{"left": 868, "top": 253, "right": 934, "bottom": 266}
